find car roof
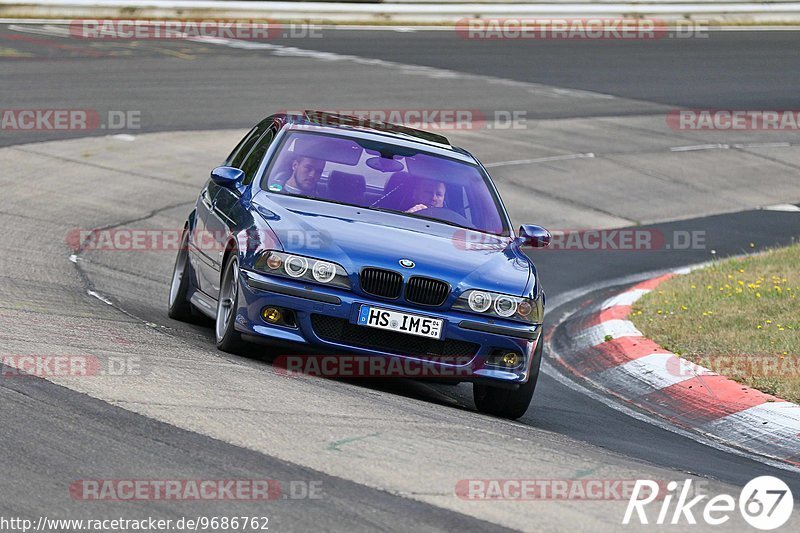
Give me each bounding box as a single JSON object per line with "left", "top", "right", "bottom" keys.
{"left": 278, "top": 110, "right": 476, "bottom": 163}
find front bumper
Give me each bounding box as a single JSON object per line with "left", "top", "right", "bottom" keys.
{"left": 236, "top": 269, "right": 541, "bottom": 385}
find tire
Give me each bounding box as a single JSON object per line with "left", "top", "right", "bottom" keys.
{"left": 168, "top": 228, "right": 195, "bottom": 321}
{"left": 215, "top": 253, "right": 246, "bottom": 353}
{"left": 473, "top": 333, "right": 544, "bottom": 420}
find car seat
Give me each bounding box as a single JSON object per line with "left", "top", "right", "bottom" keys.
{"left": 326, "top": 171, "right": 366, "bottom": 205}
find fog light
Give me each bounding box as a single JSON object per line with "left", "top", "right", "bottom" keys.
{"left": 501, "top": 352, "right": 519, "bottom": 367}
{"left": 261, "top": 307, "right": 282, "bottom": 323}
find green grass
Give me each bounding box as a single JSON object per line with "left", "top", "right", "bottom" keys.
{"left": 631, "top": 243, "right": 800, "bottom": 402}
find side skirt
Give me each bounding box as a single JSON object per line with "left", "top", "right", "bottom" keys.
{"left": 189, "top": 289, "right": 217, "bottom": 319}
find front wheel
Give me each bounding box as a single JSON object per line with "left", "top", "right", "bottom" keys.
{"left": 215, "top": 254, "right": 246, "bottom": 353}
{"left": 473, "top": 333, "right": 544, "bottom": 420}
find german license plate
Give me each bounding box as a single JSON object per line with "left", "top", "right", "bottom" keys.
{"left": 357, "top": 305, "right": 443, "bottom": 339}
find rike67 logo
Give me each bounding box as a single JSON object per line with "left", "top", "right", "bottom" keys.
{"left": 624, "top": 476, "right": 793, "bottom": 530}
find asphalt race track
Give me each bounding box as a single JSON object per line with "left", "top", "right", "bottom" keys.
{"left": 1, "top": 23, "right": 800, "bottom": 531}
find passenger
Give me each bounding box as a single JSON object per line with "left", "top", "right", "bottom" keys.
{"left": 406, "top": 178, "right": 446, "bottom": 213}
{"left": 284, "top": 155, "right": 325, "bottom": 195}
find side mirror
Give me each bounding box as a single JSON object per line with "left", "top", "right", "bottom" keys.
{"left": 210, "top": 166, "right": 245, "bottom": 188}
{"left": 518, "top": 225, "right": 551, "bottom": 248}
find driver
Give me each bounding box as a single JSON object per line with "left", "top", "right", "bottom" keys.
{"left": 406, "top": 178, "right": 446, "bottom": 213}
{"left": 284, "top": 155, "right": 325, "bottom": 196}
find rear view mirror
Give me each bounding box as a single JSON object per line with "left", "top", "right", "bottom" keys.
{"left": 210, "top": 166, "right": 245, "bottom": 187}
{"left": 518, "top": 225, "right": 551, "bottom": 248}
{"left": 365, "top": 156, "right": 405, "bottom": 173}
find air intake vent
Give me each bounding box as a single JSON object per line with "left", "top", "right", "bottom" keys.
{"left": 360, "top": 268, "right": 403, "bottom": 299}
{"left": 405, "top": 276, "right": 450, "bottom": 306}
{"left": 311, "top": 315, "right": 478, "bottom": 360}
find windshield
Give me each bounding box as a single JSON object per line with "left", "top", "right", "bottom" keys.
{"left": 260, "top": 130, "right": 508, "bottom": 235}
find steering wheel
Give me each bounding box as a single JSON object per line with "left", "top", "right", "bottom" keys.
{"left": 415, "top": 206, "right": 471, "bottom": 227}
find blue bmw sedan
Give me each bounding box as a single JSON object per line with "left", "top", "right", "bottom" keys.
{"left": 168, "top": 111, "right": 551, "bottom": 419}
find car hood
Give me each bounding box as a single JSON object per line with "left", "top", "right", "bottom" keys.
{"left": 252, "top": 193, "right": 533, "bottom": 296}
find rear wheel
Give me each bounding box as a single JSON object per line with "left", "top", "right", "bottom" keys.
{"left": 168, "top": 228, "right": 194, "bottom": 321}
{"left": 473, "top": 333, "right": 544, "bottom": 420}
{"left": 215, "top": 254, "right": 246, "bottom": 353}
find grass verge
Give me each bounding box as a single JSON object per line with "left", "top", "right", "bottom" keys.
{"left": 631, "top": 243, "right": 800, "bottom": 402}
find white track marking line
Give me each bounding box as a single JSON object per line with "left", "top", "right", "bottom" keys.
{"left": 7, "top": 23, "right": 71, "bottom": 37}
{"left": 734, "top": 141, "right": 791, "bottom": 148}
{"left": 484, "top": 152, "right": 596, "bottom": 168}
{"left": 763, "top": 203, "right": 800, "bottom": 212}
{"left": 671, "top": 142, "right": 794, "bottom": 152}
{"left": 87, "top": 290, "right": 114, "bottom": 305}
{"left": 488, "top": 141, "right": 794, "bottom": 169}
{"left": 670, "top": 143, "right": 729, "bottom": 152}
{"left": 186, "top": 35, "right": 619, "bottom": 99}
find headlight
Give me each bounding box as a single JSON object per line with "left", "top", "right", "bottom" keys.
{"left": 254, "top": 251, "right": 351, "bottom": 289}
{"left": 468, "top": 290, "right": 492, "bottom": 312}
{"left": 493, "top": 295, "right": 518, "bottom": 317}
{"left": 284, "top": 255, "right": 308, "bottom": 278}
{"left": 453, "top": 289, "right": 541, "bottom": 324}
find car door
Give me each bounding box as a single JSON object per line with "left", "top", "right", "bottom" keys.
{"left": 189, "top": 182, "right": 222, "bottom": 295}
{"left": 189, "top": 122, "right": 265, "bottom": 295}
{"left": 205, "top": 124, "right": 278, "bottom": 297}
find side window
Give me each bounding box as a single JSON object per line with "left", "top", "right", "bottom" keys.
{"left": 240, "top": 129, "right": 276, "bottom": 185}
{"left": 226, "top": 127, "right": 258, "bottom": 167}
{"left": 227, "top": 120, "right": 271, "bottom": 169}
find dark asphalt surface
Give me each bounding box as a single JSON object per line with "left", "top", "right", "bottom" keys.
{"left": 2, "top": 24, "right": 800, "bottom": 530}
{"left": 0, "top": 361, "right": 509, "bottom": 532}
{"left": 261, "top": 30, "right": 800, "bottom": 110}
{"left": 3, "top": 27, "right": 800, "bottom": 146}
